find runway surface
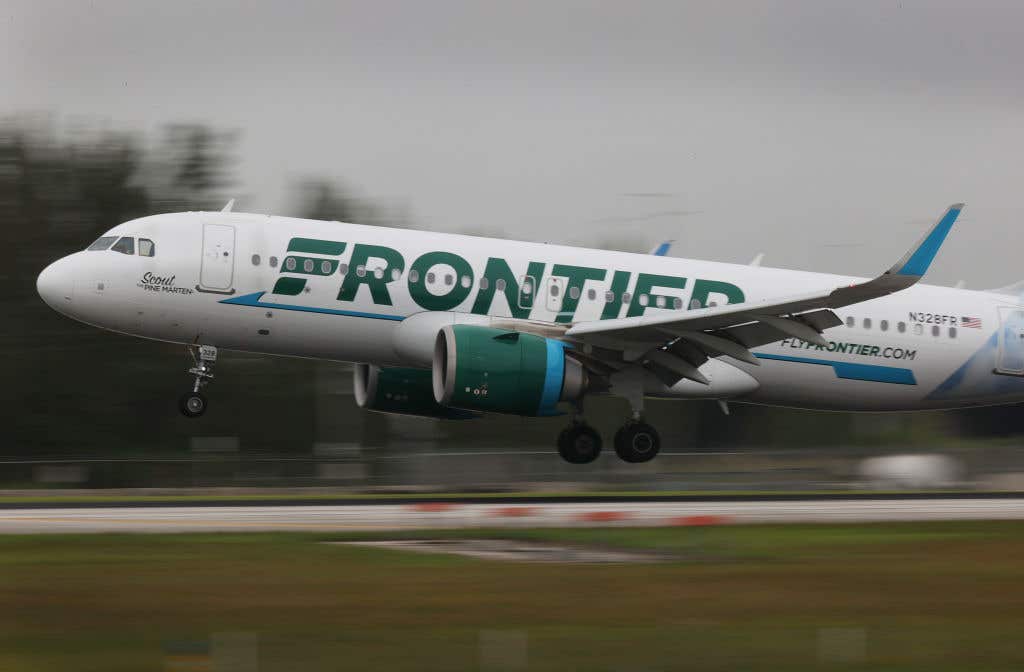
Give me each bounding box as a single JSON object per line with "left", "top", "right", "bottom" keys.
{"left": 4, "top": 498, "right": 1024, "bottom": 533}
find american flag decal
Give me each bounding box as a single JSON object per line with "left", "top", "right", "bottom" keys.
{"left": 961, "top": 316, "right": 982, "bottom": 329}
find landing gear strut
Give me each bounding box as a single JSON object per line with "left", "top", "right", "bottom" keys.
{"left": 557, "top": 422, "right": 602, "bottom": 464}
{"left": 179, "top": 344, "right": 217, "bottom": 418}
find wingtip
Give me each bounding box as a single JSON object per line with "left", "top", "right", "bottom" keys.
{"left": 889, "top": 203, "right": 965, "bottom": 278}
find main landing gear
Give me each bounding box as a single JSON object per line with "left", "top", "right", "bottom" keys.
{"left": 556, "top": 410, "right": 661, "bottom": 465}
{"left": 179, "top": 344, "right": 217, "bottom": 418}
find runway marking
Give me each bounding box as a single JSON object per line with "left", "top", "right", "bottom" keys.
{"left": 3, "top": 499, "right": 1024, "bottom": 534}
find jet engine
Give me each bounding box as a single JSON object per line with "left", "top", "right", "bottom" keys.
{"left": 353, "top": 364, "right": 479, "bottom": 419}
{"left": 432, "top": 325, "right": 588, "bottom": 416}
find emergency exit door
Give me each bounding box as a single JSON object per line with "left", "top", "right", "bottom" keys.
{"left": 199, "top": 223, "right": 236, "bottom": 292}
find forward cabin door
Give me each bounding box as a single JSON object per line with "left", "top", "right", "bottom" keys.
{"left": 199, "top": 223, "right": 236, "bottom": 293}
{"left": 996, "top": 307, "right": 1024, "bottom": 375}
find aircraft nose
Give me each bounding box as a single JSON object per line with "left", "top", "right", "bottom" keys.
{"left": 37, "top": 257, "right": 74, "bottom": 311}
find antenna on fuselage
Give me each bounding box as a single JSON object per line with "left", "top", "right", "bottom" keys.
{"left": 221, "top": 199, "right": 236, "bottom": 213}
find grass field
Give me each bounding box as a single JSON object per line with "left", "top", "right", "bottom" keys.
{"left": 2, "top": 522, "right": 1024, "bottom": 671}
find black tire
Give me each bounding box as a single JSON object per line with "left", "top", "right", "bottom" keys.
{"left": 557, "top": 423, "right": 602, "bottom": 464}
{"left": 178, "top": 391, "right": 208, "bottom": 418}
{"left": 614, "top": 421, "right": 661, "bottom": 463}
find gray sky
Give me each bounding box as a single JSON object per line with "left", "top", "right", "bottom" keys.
{"left": 5, "top": 1, "right": 1024, "bottom": 286}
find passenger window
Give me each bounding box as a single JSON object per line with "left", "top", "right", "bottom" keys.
{"left": 569, "top": 286, "right": 581, "bottom": 300}
{"left": 932, "top": 325, "right": 940, "bottom": 337}
{"left": 87, "top": 236, "right": 118, "bottom": 251}
{"left": 357, "top": 265, "right": 367, "bottom": 278}
{"left": 863, "top": 318, "right": 872, "bottom": 329}
{"left": 426, "top": 272, "right": 436, "bottom": 284}
{"left": 251, "top": 254, "right": 261, "bottom": 266}
{"left": 621, "top": 292, "right": 632, "bottom": 304}
{"left": 949, "top": 327, "right": 958, "bottom": 338}
{"left": 639, "top": 294, "right": 649, "bottom": 307}
{"left": 111, "top": 236, "right": 135, "bottom": 255}
{"left": 269, "top": 256, "right": 278, "bottom": 268}
{"left": 392, "top": 268, "right": 402, "bottom": 282}
{"left": 880, "top": 319, "right": 889, "bottom": 331}
{"left": 586, "top": 288, "right": 596, "bottom": 301}
{"left": 324, "top": 261, "right": 334, "bottom": 275}
{"left": 656, "top": 296, "right": 666, "bottom": 308}
{"left": 374, "top": 268, "right": 384, "bottom": 279}
{"left": 604, "top": 291, "right": 615, "bottom": 303}
{"left": 479, "top": 277, "right": 489, "bottom": 291}
{"left": 690, "top": 299, "right": 702, "bottom": 309}
{"left": 673, "top": 297, "right": 683, "bottom": 309}
{"left": 495, "top": 279, "right": 505, "bottom": 292}
{"left": 913, "top": 324, "right": 923, "bottom": 336}
{"left": 408, "top": 269, "right": 419, "bottom": 283}
{"left": 138, "top": 239, "right": 155, "bottom": 257}
{"left": 550, "top": 283, "right": 560, "bottom": 297}
{"left": 460, "top": 275, "right": 471, "bottom": 289}
{"left": 444, "top": 274, "right": 453, "bottom": 286}
{"left": 285, "top": 257, "right": 297, "bottom": 271}
{"left": 303, "top": 259, "right": 315, "bottom": 273}
{"left": 339, "top": 263, "right": 349, "bottom": 275}
{"left": 846, "top": 316, "right": 854, "bottom": 328}
{"left": 898, "top": 321, "right": 906, "bottom": 333}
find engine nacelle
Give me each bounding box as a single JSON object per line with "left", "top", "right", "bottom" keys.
{"left": 432, "top": 325, "right": 587, "bottom": 416}
{"left": 353, "top": 364, "right": 479, "bottom": 419}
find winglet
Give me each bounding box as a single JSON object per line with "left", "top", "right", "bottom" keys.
{"left": 888, "top": 203, "right": 964, "bottom": 277}
{"left": 649, "top": 240, "right": 674, "bottom": 256}
{"left": 221, "top": 199, "right": 236, "bottom": 213}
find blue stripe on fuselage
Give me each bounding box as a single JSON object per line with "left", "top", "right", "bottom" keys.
{"left": 754, "top": 353, "right": 917, "bottom": 385}
{"left": 220, "top": 292, "right": 405, "bottom": 321}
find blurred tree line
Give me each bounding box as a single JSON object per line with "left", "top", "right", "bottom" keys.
{"left": 0, "top": 115, "right": 1017, "bottom": 488}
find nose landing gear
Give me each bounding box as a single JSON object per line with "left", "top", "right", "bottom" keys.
{"left": 179, "top": 344, "right": 217, "bottom": 418}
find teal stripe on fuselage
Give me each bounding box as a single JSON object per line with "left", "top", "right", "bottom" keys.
{"left": 755, "top": 353, "right": 916, "bottom": 385}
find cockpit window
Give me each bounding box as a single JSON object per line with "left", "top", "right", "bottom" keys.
{"left": 138, "top": 238, "right": 155, "bottom": 257}
{"left": 87, "top": 236, "right": 118, "bottom": 251}
{"left": 110, "top": 237, "right": 135, "bottom": 255}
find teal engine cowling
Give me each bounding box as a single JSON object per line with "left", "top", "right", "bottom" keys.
{"left": 353, "top": 364, "right": 479, "bottom": 419}
{"left": 431, "top": 325, "right": 588, "bottom": 416}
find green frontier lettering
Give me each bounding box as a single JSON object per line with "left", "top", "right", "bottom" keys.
{"left": 273, "top": 238, "right": 346, "bottom": 296}
{"left": 408, "top": 251, "right": 475, "bottom": 311}
{"left": 690, "top": 279, "right": 745, "bottom": 308}
{"left": 550, "top": 264, "right": 606, "bottom": 323}
{"left": 337, "top": 244, "right": 405, "bottom": 306}
{"left": 471, "top": 258, "right": 546, "bottom": 318}
{"left": 601, "top": 270, "right": 631, "bottom": 320}
{"left": 626, "top": 273, "right": 688, "bottom": 318}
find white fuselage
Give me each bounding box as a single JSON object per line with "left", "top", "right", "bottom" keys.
{"left": 36, "top": 211, "right": 1024, "bottom": 412}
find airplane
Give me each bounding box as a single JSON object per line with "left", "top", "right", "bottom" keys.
{"left": 35, "top": 202, "right": 1024, "bottom": 464}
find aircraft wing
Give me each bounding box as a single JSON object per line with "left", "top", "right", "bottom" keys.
{"left": 649, "top": 240, "right": 673, "bottom": 256}
{"left": 563, "top": 204, "right": 964, "bottom": 385}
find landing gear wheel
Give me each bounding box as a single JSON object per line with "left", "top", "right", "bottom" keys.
{"left": 614, "top": 421, "right": 661, "bottom": 463}
{"left": 178, "top": 391, "right": 208, "bottom": 418}
{"left": 557, "top": 423, "right": 602, "bottom": 464}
